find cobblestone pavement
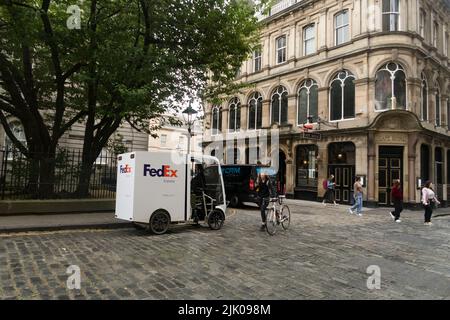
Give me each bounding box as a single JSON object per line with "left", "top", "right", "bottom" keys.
{"left": 1, "top": 201, "right": 450, "bottom": 300}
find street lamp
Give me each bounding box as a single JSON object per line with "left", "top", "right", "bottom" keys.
{"left": 182, "top": 101, "right": 198, "bottom": 155}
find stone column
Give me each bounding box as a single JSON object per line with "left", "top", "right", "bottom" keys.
{"left": 317, "top": 87, "right": 329, "bottom": 122}
{"left": 407, "top": 77, "right": 422, "bottom": 115}
{"left": 367, "top": 131, "right": 377, "bottom": 205}
{"left": 286, "top": 157, "right": 295, "bottom": 195}
{"left": 240, "top": 103, "right": 248, "bottom": 132}
{"left": 288, "top": 94, "right": 297, "bottom": 127}
{"left": 408, "top": 132, "right": 419, "bottom": 204}
{"left": 262, "top": 36, "right": 270, "bottom": 70}
{"left": 262, "top": 99, "right": 271, "bottom": 128}
{"left": 317, "top": 141, "right": 328, "bottom": 199}
{"left": 317, "top": 9, "right": 328, "bottom": 51}
{"left": 428, "top": 87, "right": 437, "bottom": 126}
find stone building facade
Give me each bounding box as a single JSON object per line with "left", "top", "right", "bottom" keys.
{"left": 202, "top": 0, "right": 450, "bottom": 207}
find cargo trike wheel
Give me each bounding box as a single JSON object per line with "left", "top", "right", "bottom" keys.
{"left": 208, "top": 210, "right": 225, "bottom": 230}
{"left": 149, "top": 210, "right": 170, "bottom": 235}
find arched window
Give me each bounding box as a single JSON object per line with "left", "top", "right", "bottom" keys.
{"left": 330, "top": 70, "right": 355, "bottom": 121}
{"left": 228, "top": 97, "right": 241, "bottom": 132}
{"left": 248, "top": 92, "right": 263, "bottom": 130}
{"left": 374, "top": 62, "right": 406, "bottom": 111}
{"left": 211, "top": 106, "right": 222, "bottom": 135}
{"left": 382, "top": 0, "right": 400, "bottom": 32}
{"left": 297, "top": 79, "right": 318, "bottom": 125}
{"left": 271, "top": 86, "right": 288, "bottom": 125}
{"left": 421, "top": 74, "right": 428, "bottom": 121}
{"left": 435, "top": 86, "right": 441, "bottom": 127}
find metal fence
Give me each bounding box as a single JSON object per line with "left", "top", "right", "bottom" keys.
{"left": 0, "top": 146, "right": 117, "bottom": 200}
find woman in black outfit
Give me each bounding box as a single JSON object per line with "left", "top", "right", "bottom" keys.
{"left": 257, "top": 173, "right": 273, "bottom": 231}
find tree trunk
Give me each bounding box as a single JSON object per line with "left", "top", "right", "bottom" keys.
{"left": 77, "top": 153, "right": 94, "bottom": 198}
{"left": 36, "top": 146, "right": 57, "bottom": 199}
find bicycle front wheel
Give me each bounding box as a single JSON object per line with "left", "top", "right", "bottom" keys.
{"left": 281, "top": 205, "right": 290, "bottom": 230}
{"left": 265, "top": 208, "right": 277, "bottom": 236}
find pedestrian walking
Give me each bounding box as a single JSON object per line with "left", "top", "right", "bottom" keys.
{"left": 389, "top": 179, "right": 403, "bottom": 223}
{"left": 322, "top": 174, "right": 337, "bottom": 206}
{"left": 422, "top": 180, "right": 440, "bottom": 226}
{"left": 349, "top": 177, "right": 363, "bottom": 216}
{"left": 257, "top": 172, "right": 274, "bottom": 231}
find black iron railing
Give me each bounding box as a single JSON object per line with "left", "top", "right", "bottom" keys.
{"left": 0, "top": 146, "right": 117, "bottom": 200}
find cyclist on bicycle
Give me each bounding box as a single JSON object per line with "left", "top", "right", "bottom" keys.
{"left": 257, "top": 172, "right": 275, "bottom": 231}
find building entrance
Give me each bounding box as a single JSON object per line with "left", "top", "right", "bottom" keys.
{"left": 378, "top": 146, "right": 403, "bottom": 206}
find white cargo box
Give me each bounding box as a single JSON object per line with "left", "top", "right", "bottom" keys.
{"left": 115, "top": 151, "right": 190, "bottom": 223}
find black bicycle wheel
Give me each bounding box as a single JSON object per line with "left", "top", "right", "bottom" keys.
{"left": 281, "top": 205, "right": 290, "bottom": 230}
{"left": 265, "top": 208, "right": 277, "bottom": 236}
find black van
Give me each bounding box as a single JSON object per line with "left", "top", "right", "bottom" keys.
{"left": 219, "top": 165, "right": 279, "bottom": 207}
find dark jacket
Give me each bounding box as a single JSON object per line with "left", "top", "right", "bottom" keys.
{"left": 258, "top": 179, "right": 272, "bottom": 199}
{"left": 391, "top": 186, "right": 403, "bottom": 201}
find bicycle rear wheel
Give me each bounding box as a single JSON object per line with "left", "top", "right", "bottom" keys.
{"left": 281, "top": 205, "right": 290, "bottom": 230}
{"left": 265, "top": 208, "right": 277, "bottom": 236}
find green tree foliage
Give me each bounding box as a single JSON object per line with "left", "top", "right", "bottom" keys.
{"left": 0, "top": 0, "right": 268, "bottom": 197}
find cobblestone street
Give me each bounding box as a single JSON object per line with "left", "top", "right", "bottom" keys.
{"left": 1, "top": 201, "right": 450, "bottom": 300}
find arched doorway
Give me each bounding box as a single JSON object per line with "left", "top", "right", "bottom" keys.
{"left": 328, "top": 142, "right": 356, "bottom": 204}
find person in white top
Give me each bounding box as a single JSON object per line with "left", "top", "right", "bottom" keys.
{"left": 421, "top": 180, "right": 440, "bottom": 226}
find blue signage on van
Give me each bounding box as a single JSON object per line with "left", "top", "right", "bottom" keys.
{"left": 221, "top": 167, "right": 241, "bottom": 175}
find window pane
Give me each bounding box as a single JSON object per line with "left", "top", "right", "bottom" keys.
{"left": 422, "top": 82, "right": 428, "bottom": 121}
{"left": 382, "top": 14, "right": 391, "bottom": 31}
{"left": 343, "top": 77, "right": 355, "bottom": 118}
{"left": 447, "top": 100, "right": 450, "bottom": 130}
{"left": 336, "top": 28, "right": 342, "bottom": 45}
{"left": 272, "top": 95, "right": 280, "bottom": 124}
{"left": 342, "top": 11, "right": 349, "bottom": 24}
{"left": 218, "top": 109, "right": 222, "bottom": 132}
{"left": 330, "top": 81, "right": 342, "bottom": 121}
{"left": 391, "top": 14, "right": 399, "bottom": 31}
{"left": 375, "top": 70, "right": 391, "bottom": 110}
{"left": 256, "top": 100, "right": 263, "bottom": 129}
{"left": 281, "top": 92, "right": 288, "bottom": 124}
{"left": 382, "top": 0, "right": 390, "bottom": 12}
{"left": 391, "top": 0, "right": 399, "bottom": 12}
{"left": 436, "top": 93, "right": 441, "bottom": 126}
{"left": 298, "top": 88, "right": 308, "bottom": 124}
{"left": 236, "top": 105, "right": 241, "bottom": 130}
{"left": 309, "top": 85, "right": 318, "bottom": 122}
{"left": 212, "top": 111, "right": 218, "bottom": 134}
{"left": 305, "top": 39, "right": 315, "bottom": 55}
{"left": 421, "top": 145, "right": 430, "bottom": 181}
{"left": 394, "top": 71, "right": 406, "bottom": 109}
{"left": 248, "top": 101, "right": 256, "bottom": 130}
{"left": 229, "top": 107, "right": 235, "bottom": 131}
{"left": 343, "top": 25, "right": 349, "bottom": 42}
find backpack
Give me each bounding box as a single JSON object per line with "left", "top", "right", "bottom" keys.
{"left": 323, "top": 179, "right": 328, "bottom": 190}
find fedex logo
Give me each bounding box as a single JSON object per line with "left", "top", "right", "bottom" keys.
{"left": 120, "top": 164, "right": 132, "bottom": 174}
{"left": 143, "top": 164, "right": 178, "bottom": 178}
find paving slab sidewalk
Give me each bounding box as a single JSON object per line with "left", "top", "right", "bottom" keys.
{"left": 0, "top": 212, "right": 132, "bottom": 233}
